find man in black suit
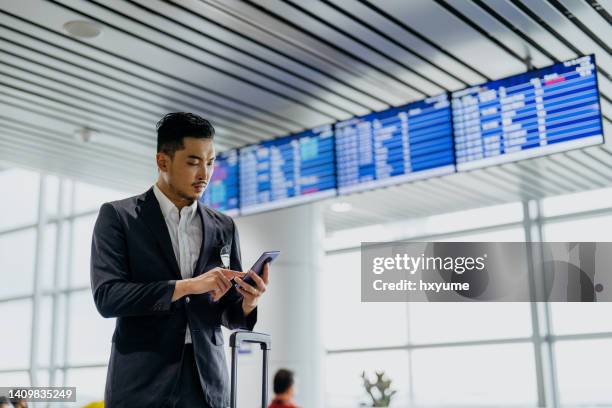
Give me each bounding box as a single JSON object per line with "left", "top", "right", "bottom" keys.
{"left": 91, "top": 112, "right": 269, "bottom": 408}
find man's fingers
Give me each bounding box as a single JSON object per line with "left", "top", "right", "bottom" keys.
{"left": 235, "top": 277, "right": 259, "bottom": 295}
{"left": 235, "top": 285, "right": 251, "bottom": 299}
{"left": 220, "top": 268, "right": 246, "bottom": 280}
{"left": 217, "top": 279, "right": 228, "bottom": 293}
{"left": 213, "top": 274, "right": 230, "bottom": 293}
{"left": 218, "top": 274, "right": 231, "bottom": 291}
{"left": 215, "top": 281, "right": 226, "bottom": 293}
{"left": 248, "top": 270, "right": 267, "bottom": 292}
{"left": 262, "top": 263, "right": 270, "bottom": 285}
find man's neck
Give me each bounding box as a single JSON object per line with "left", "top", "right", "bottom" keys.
{"left": 155, "top": 180, "right": 194, "bottom": 211}
{"left": 273, "top": 393, "right": 293, "bottom": 402}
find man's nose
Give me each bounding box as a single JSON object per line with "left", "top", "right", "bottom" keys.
{"left": 197, "top": 163, "right": 207, "bottom": 180}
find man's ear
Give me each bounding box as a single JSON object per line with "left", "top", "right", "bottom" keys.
{"left": 156, "top": 152, "right": 169, "bottom": 172}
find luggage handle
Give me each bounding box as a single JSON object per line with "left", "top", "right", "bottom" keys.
{"left": 230, "top": 330, "right": 271, "bottom": 350}
{"left": 229, "top": 330, "right": 271, "bottom": 408}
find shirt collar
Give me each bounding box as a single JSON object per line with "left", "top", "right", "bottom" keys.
{"left": 153, "top": 184, "right": 198, "bottom": 221}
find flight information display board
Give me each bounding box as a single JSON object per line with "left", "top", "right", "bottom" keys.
{"left": 239, "top": 125, "right": 336, "bottom": 215}
{"left": 334, "top": 93, "right": 455, "bottom": 195}
{"left": 200, "top": 149, "right": 239, "bottom": 216}
{"left": 452, "top": 55, "right": 604, "bottom": 171}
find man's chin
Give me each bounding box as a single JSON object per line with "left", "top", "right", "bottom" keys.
{"left": 178, "top": 190, "right": 203, "bottom": 203}
{"left": 192, "top": 188, "right": 206, "bottom": 200}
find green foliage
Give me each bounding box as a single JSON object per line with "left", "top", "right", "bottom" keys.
{"left": 361, "top": 370, "right": 397, "bottom": 407}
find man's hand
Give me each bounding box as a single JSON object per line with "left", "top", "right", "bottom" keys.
{"left": 234, "top": 262, "right": 270, "bottom": 316}
{"left": 172, "top": 267, "right": 245, "bottom": 302}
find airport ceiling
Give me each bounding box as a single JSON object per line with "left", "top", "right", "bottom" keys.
{"left": 1, "top": 0, "right": 611, "bottom": 231}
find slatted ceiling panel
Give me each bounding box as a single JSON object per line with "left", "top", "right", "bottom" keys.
{"left": 461, "top": 171, "right": 527, "bottom": 201}
{"left": 1, "top": 63, "right": 155, "bottom": 130}
{"left": 189, "top": 1, "right": 400, "bottom": 111}
{"left": 0, "top": 87, "right": 148, "bottom": 147}
{"left": 1, "top": 4, "right": 305, "bottom": 139}
{"left": 50, "top": 1, "right": 336, "bottom": 128}
{"left": 559, "top": 0, "right": 612, "bottom": 45}
{"left": 0, "top": 129, "right": 152, "bottom": 184}
{"left": 0, "top": 89, "right": 159, "bottom": 155}
{"left": 380, "top": 0, "right": 528, "bottom": 79}
{"left": 586, "top": 142, "right": 612, "bottom": 168}
{"left": 142, "top": 2, "right": 388, "bottom": 116}
{"left": 114, "top": 1, "right": 372, "bottom": 117}
{"left": 539, "top": 0, "right": 612, "bottom": 59}
{"left": 594, "top": 0, "right": 612, "bottom": 17}
{"left": 93, "top": 2, "right": 369, "bottom": 119}
{"left": 1, "top": 1, "right": 611, "bottom": 234}
{"left": 0, "top": 40, "right": 270, "bottom": 149}
{"left": 324, "top": 150, "right": 612, "bottom": 232}
{"left": 0, "top": 86, "right": 158, "bottom": 152}
{"left": 70, "top": 1, "right": 355, "bottom": 124}
{"left": 480, "top": 167, "right": 546, "bottom": 198}
{"left": 478, "top": 0, "right": 578, "bottom": 61}
{"left": 577, "top": 150, "right": 612, "bottom": 184}
{"left": 214, "top": 0, "right": 421, "bottom": 105}
{"left": 385, "top": 186, "right": 437, "bottom": 216}
{"left": 449, "top": 1, "right": 552, "bottom": 68}
{"left": 274, "top": 0, "right": 455, "bottom": 95}
{"left": 566, "top": 150, "right": 612, "bottom": 184}
{"left": 0, "top": 42, "right": 260, "bottom": 148}
{"left": 1, "top": 40, "right": 276, "bottom": 148}
{"left": 318, "top": 1, "right": 466, "bottom": 92}
{"left": 5, "top": 118, "right": 151, "bottom": 167}
{"left": 329, "top": 0, "right": 486, "bottom": 87}
{"left": 0, "top": 137, "right": 148, "bottom": 192}
{"left": 326, "top": 145, "right": 612, "bottom": 232}
{"left": 0, "top": 108, "right": 154, "bottom": 164}
{"left": 491, "top": 163, "right": 553, "bottom": 196}
{"left": 548, "top": 157, "right": 599, "bottom": 189}
{"left": 0, "top": 118, "right": 152, "bottom": 171}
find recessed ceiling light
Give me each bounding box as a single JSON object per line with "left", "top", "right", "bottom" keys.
{"left": 63, "top": 20, "right": 102, "bottom": 39}
{"left": 73, "top": 127, "right": 98, "bottom": 143}
{"left": 330, "top": 202, "right": 352, "bottom": 213}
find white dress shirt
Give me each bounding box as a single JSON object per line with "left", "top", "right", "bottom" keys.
{"left": 153, "top": 184, "right": 203, "bottom": 344}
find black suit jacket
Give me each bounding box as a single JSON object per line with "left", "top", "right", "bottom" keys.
{"left": 90, "top": 187, "right": 256, "bottom": 408}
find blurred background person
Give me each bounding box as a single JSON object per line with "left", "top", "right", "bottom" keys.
{"left": 268, "top": 369, "right": 299, "bottom": 408}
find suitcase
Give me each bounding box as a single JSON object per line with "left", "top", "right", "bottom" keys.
{"left": 229, "top": 330, "right": 272, "bottom": 408}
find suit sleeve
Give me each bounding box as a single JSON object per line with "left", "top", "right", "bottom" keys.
{"left": 219, "top": 218, "right": 257, "bottom": 330}
{"left": 91, "top": 202, "right": 177, "bottom": 318}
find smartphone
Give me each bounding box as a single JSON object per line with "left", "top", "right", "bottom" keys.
{"left": 235, "top": 250, "right": 280, "bottom": 289}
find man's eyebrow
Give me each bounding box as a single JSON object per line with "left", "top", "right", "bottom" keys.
{"left": 187, "top": 155, "right": 215, "bottom": 161}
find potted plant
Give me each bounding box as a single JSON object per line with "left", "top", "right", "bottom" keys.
{"left": 361, "top": 370, "right": 397, "bottom": 407}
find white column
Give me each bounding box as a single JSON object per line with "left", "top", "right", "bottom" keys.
{"left": 30, "top": 174, "right": 47, "bottom": 388}
{"left": 233, "top": 203, "right": 325, "bottom": 407}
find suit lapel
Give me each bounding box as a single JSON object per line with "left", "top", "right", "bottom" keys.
{"left": 195, "top": 203, "right": 214, "bottom": 276}
{"left": 137, "top": 188, "right": 181, "bottom": 280}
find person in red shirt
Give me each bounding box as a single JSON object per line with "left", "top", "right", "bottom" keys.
{"left": 268, "top": 369, "right": 299, "bottom": 408}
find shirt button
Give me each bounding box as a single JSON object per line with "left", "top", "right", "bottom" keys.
{"left": 185, "top": 296, "right": 190, "bottom": 304}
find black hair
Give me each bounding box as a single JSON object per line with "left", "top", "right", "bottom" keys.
{"left": 156, "top": 112, "right": 215, "bottom": 156}
{"left": 273, "top": 368, "right": 295, "bottom": 394}
{"left": 0, "top": 396, "right": 8, "bottom": 404}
